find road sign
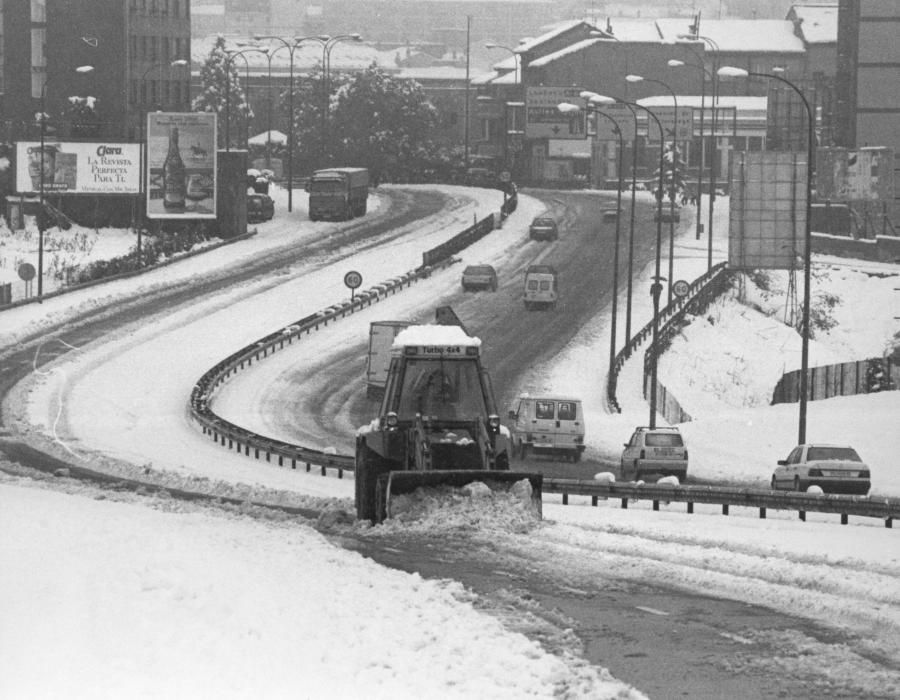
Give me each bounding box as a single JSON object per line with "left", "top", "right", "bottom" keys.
{"left": 344, "top": 270, "right": 362, "bottom": 289}
{"left": 591, "top": 103, "right": 637, "bottom": 141}
{"left": 644, "top": 106, "right": 694, "bottom": 143}
{"left": 672, "top": 279, "right": 690, "bottom": 298}
{"left": 18, "top": 263, "right": 35, "bottom": 282}
{"left": 526, "top": 86, "right": 586, "bottom": 140}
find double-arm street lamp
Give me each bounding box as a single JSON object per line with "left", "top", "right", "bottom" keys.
{"left": 627, "top": 73, "right": 679, "bottom": 306}
{"left": 320, "top": 34, "right": 362, "bottom": 168}
{"left": 253, "top": 35, "right": 330, "bottom": 212}
{"left": 559, "top": 100, "right": 626, "bottom": 389}
{"left": 719, "top": 65, "right": 815, "bottom": 444}
{"left": 37, "top": 64, "right": 94, "bottom": 300}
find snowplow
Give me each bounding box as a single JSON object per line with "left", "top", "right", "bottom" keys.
{"left": 354, "top": 319, "right": 542, "bottom": 524}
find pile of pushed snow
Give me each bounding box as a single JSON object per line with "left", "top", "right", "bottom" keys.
{"left": 376, "top": 479, "right": 541, "bottom": 534}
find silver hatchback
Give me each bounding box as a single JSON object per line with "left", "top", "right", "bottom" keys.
{"left": 620, "top": 426, "right": 688, "bottom": 482}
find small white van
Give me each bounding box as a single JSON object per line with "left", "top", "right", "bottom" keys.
{"left": 507, "top": 394, "right": 585, "bottom": 461}
{"left": 523, "top": 264, "right": 558, "bottom": 310}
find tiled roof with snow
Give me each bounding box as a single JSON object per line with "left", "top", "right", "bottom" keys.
{"left": 528, "top": 38, "right": 604, "bottom": 67}
{"left": 595, "top": 18, "right": 664, "bottom": 42}
{"left": 514, "top": 20, "right": 592, "bottom": 54}
{"left": 790, "top": 3, "right": 839, "bottom": 44}
{"left": 655, "top": 18, "right": 806, "bottom": 53}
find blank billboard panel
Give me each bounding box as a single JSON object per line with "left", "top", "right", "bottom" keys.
{"left": 729, "top": 151, "right": 808, "bottom": 270}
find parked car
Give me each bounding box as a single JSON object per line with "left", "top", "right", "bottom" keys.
{"left": 247, "top": 193, "right": 275, "bottom": 223}
{"left": 620, "top": 426, "right": 688, "bottom": 482}
{"left": 529, "top": 216, "right": 559, "bottom": 241}
{"left": 771, "top": 444, "right": 871, "bottom": 495}
{"left": 461, "top": 264, "right": 498, "bottom": 292}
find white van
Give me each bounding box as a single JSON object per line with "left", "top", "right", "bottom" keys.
{"left": 523, "top": 264, "right": 558, "bottom": 310}
{"left": 507, "top": 395, "right": 585, "bottom": 462}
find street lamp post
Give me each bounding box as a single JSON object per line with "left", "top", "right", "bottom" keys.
{"left": 224, "top": 48, "right": 265, "bottom": 153}
{"left": 681, "top": 34, "right": 722, "bottom": 270}
{"left": 486, "top": 43, "right": 522, "bottom": 178}
{"left": 582, "top": 91, "right": 640, "bottom": 342}
{"left": 254, "top": 35, "right": 330, "bottom": 212}
{"left": 560, "top": 101, "right": 625, "bottom": 389}
{"left": 37, "top": 64, "right": 94, "bottom": 300}
{"left": 627, "top": 73, "right": 679, "bottom": 305}
{"left": 719, "top": 65, "right": 815, "bottom": 444}
{"left": 321, "top": 34, "right": 362, "bottom": 168}
{"left": 668, "top": 53, "right": 707, "bottom": 244}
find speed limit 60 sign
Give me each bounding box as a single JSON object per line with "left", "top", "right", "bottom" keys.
{"left": 344, "top": 270, "right": 363, "bottom": 289}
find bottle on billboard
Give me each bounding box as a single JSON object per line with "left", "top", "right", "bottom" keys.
{"left": 162, "top": 127, "right": 186, "bottom": 209}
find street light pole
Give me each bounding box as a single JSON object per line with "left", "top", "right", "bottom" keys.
{"left": 668, "top": 53, "right": 707, "bottom": 244}
{"left": 37, "top": 64, "right": 94, "bottom": 301}
{"left": 719, "top": 65, "right": 815, "bottom": 444}
{"left": 254, "top": 35, "right": 329, "bottom": 212}
{"left": 559, "top": 102, "right": 625, "bottom": 387}
{"left": 582, "top": 91, "right": 639, "bottom": 342}
{"left": 486, "top": 43, "right": 522, "bottom": 178}
{"left": 321, "top": 34, "right": 362, "bottom": 168}
{"left": 683, "top": 33, "right": 722, "bottom": 271}
{"left": 627, "top": 74, "right": 679, "bottom": 305}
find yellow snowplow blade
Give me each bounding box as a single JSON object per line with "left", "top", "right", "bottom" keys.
{"left": 376, "top": 470, "right": 542, "bottom": 523}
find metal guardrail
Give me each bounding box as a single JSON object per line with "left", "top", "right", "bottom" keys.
{"left": 187, "top": 199, "right": 898, "bottom": 530}
{"left": 607, "top": 261, "right": 729, "bottom": 413}
{"left": 543, "top": 478, "right": 900, "bottom": 527}
{"left": 189, "top": 205, "right": 511, "bottom": 477}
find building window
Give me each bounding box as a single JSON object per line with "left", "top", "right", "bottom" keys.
{"left": 31, "top": 0, "right": 47, "bottom": 23}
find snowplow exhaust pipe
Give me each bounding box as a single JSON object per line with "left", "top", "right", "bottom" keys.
{"left": 375, "top": 471, "right": 543, "bottom": 524}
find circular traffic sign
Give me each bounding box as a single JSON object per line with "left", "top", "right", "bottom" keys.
{"left": 18, "top": 263, "right": 36, "bottom": 282}
{"left": 672, "top": 279, "right": 690, "bottom": 298}
{"left": 343, "top": 270, "right": 363, "bottom": 290}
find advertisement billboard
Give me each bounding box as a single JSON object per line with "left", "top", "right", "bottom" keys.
{"left": 526, "top": 86, "right": 586, "bottom": 140}
{"left": 729, "top": 151, "right": 808, "bottom": 270}
{"left": 15, "top": 141, "right": 140, "bottom": 194}
{"left": 816, "top": 147, "right": 895, "bottom": 201}
{"left": 146, "top": 112, "right": 217, "bottom": 219}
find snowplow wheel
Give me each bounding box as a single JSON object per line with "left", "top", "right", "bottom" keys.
{"left": 355, "top": 442, "right": 383, "bottom": 524}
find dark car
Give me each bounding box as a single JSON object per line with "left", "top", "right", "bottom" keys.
{"left": 461, "top": 264, "right": 498, "bottom": 292}
{"left": 529, "top": 216, "right": 559, "bottom": 241}
{"left": 247, "top": 193, "right": 274, "bottom": 223}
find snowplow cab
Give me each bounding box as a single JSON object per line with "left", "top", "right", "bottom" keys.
{"left": 355, "top": 324, "right": 542, "bottom": 523}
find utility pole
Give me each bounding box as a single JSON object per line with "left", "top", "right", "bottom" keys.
{"left": 464, "top": 15, "right": 471, "bottom": 169}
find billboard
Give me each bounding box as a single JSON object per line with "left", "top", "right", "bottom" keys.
{"left": 146, "top": 112, "right": 217, "bottom": 219}
{"left": 526, "top": 86, "right": 586, "bottom": 139}
{"left": 15, "top": 141, "right": 140, "bottom": 194}
{"left": 729, "top": 151, "right": 808, "bottom": 270}
{"left": 816, "top": 147, "right": 895, "bottom": 201}
{"left": 591, "top": 103, "right": 637, "bottom": 141}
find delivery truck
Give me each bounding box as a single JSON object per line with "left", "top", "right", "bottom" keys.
{"left": 307, "top": 167, "right": 369, "bottom": 221}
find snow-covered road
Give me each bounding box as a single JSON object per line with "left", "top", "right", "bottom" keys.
{"left": 3, "top": 183, "right": 899, "bottom": 698}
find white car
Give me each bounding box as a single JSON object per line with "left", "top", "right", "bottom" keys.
{"left": 771, "top": 444, "right": 871, "bottom": 495}
{"left": 620, "top": 426, "right": 688, "bottom": 482}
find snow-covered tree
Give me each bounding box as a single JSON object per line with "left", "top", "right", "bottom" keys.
{"left": 329, "top": 65, "right": 439, "bottom": 181}
{"left": 192, "top": 36, "right": 253, "bottom": 149}
{"left": 650, "top": 142, "right": 688, "bottom": 203}
{"left": 284, "top": 63, "right": 439, "bottom": 179}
